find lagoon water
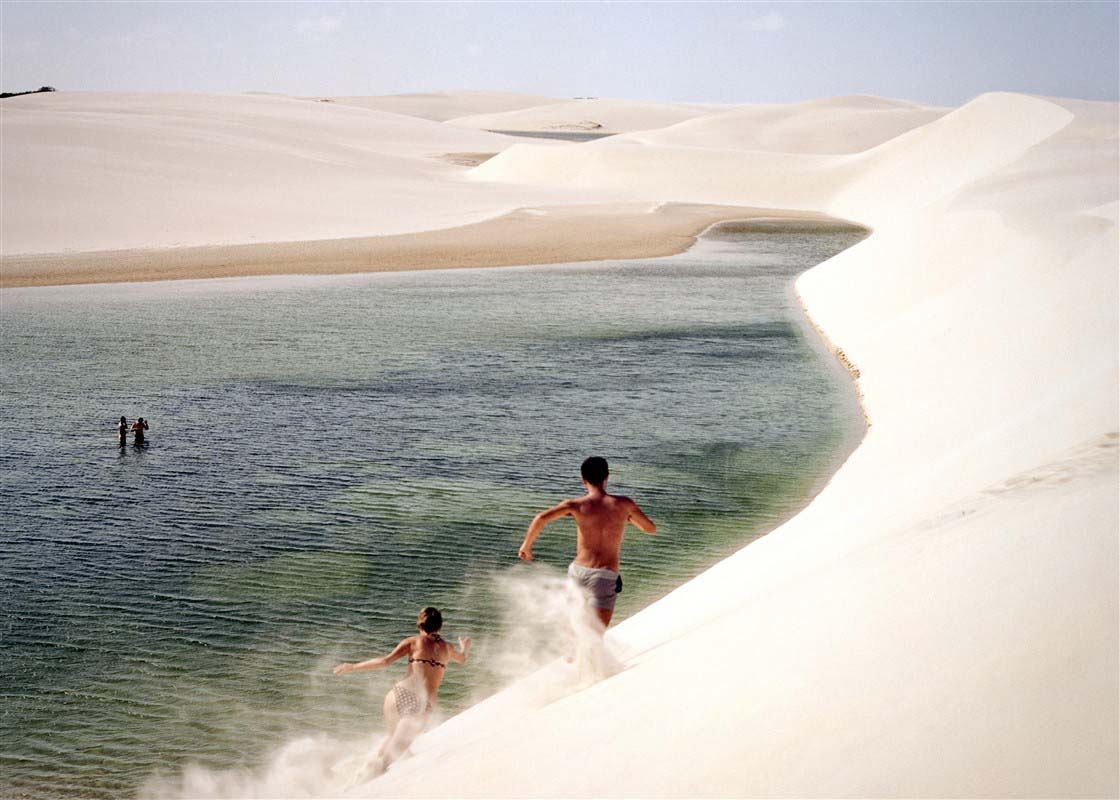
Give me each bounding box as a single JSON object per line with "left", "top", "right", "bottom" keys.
{"left": 0, "top": 225, "right": 865, "bottom": 798}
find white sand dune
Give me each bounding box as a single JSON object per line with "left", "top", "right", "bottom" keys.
{"left": 445, "top": 97, "right": 731, "bottom": 134}
{"left": 470, "top": 93, "right": 1080, "bottom": 221}
{"left": 2, "top": 89, "right": 1115, "bottom": 797}
{"left": 0, "top": 91, "right": 589, "bottom": 254}
{"left": 309, "top": 90, "right": 559, "bottom": 123}
{"left": 619, "top": 94, "right": 948, "bottom": 154}
{"left": 355, "top": 93, "right": 1118, "bottom": 797}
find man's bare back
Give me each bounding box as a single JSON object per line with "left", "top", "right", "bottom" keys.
{"left": 519, "top": 457, "right": 656, "bottom": 627}
{"left": 522, "top": 491, "right": 653, "bottom": 571}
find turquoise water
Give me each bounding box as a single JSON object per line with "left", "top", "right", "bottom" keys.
{"left": 0, "top": 224, "right": 865, "bottom": 799}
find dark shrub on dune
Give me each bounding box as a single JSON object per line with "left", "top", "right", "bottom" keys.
{"left": 1, "top": 86, "right": 56, "bottom": 99}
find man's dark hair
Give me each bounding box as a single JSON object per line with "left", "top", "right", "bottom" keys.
{"left": 417, "top": 606, "right": 443, "bottom": 633}
{"left": 580, "top": 456, "right": 609, "bottom": 486}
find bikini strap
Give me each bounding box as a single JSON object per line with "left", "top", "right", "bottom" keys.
{"left": 408, "top": 656, "right": 446, "bottom": 668}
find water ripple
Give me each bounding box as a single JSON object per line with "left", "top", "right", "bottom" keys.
{"left": 0, "top": 229, "right": 866, "bottom": 798}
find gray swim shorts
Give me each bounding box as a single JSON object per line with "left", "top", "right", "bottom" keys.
{"left": 568, "top": 562, "right": 623, "bottom": 611}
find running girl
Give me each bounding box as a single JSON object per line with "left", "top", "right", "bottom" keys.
{"left": 334, "top": 607, "right": 469, "bottom": 775}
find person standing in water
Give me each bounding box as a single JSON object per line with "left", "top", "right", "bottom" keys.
{"left": 519, "top": 456, "right": 657, "bottom": 629}
{"left": 116, "top": 416, "right": 129, "bottom": 446}
{"left": 334, "top": 607, "right": 470, "bottom": 775}
{"left": 131, "top": 417, "right": 149, "bottom": 444}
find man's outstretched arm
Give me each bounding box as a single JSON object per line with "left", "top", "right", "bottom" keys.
{"left": 626, "top": 499, "right": 657, "bottom": 534}
{"left": 519, "top": 501, "right": 575, "bottom": 561}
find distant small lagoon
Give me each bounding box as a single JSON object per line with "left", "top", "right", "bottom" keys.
{"left": 489, "top": 129, "right": 615, "bottom": 141}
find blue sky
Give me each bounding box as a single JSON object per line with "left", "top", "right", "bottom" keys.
{"left": 2, "top": 1, "right": 1117, "bottom": 105}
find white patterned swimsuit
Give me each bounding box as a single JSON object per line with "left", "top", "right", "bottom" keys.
{"left": 392, "top": 682, "right": 427, "bottom": 716}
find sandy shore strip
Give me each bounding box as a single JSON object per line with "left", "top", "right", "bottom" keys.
{"left": 0, "top": 203, "right": 861, "bottom": 288}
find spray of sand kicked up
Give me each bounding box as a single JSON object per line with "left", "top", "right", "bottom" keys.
{"left": 141, "top": 567, "right": 619, "bottom": 798}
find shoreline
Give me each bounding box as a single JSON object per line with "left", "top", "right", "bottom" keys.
{"left": 362, "top": 92, "right": 1118, "bottom": 798}
{"left": 4, "top": 222, "right": 874, "bottom": 800}
{"left": 346, "top": 223, "right": 874, "bottom": 794}
{"left": 0, "top": 203, "right": 864, "bottom": 289}
{"left": 793, "top": 283, "right": 870, "bottom": 427}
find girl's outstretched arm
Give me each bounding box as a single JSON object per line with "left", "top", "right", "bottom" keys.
{"left": 333, "top": 637, "right": 413, "bottom": 675}
{"left": 446, "top": 636, "right": 471, "bottom": 665}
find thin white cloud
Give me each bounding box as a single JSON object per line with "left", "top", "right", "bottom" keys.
{"left": 296, "top": 15, "right": 343, "bottom": 41}
{"left": 5, "top": 39, "right": 42, "bottom": 55}
{"left": 748, "top": 12, "right": 785, "bottom": 32}
{"left": 91, "top": 21, "right": 176, "bottom": 50}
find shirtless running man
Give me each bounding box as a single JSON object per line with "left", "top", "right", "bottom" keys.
{"left": 519, "top": 457, "right": 656, "bottom": 629}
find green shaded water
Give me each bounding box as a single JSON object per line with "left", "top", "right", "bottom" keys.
{"left": 0, "top": 224, "right": 865, "bottom": 798}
